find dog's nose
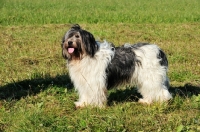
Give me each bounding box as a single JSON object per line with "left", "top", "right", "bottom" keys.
{"left": 68, "top": 41, "right": 73, "bottom": 46}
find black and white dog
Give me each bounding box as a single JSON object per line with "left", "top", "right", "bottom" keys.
{"left": 61, "top": 24, "right": 172, "bottom": 108}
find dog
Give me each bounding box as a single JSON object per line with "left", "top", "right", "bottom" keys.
{"left": 61, "top": 24, "right": 172, "bottom": 108}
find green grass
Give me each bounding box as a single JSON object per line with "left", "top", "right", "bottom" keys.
{"left": 0, "top": 0, "right": 200, "bottom": 26}
{"left": 0, "top": 0, "right": 200, "bottom": 131}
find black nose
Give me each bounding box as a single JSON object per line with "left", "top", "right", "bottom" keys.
{"left": 68, "top": 41, "right": 73, "bottom": 46}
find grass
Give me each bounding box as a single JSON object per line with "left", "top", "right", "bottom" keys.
{"left": 0, "top": 0, "right": 200, "bottom": 131}
{"left": 0, "top": 0, "right": 200, "bottom": 26}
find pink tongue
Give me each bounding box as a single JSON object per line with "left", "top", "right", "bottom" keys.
{"left": 68, "top": 48, "right": 75, "bottom": 53}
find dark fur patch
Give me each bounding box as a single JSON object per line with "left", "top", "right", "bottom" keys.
{"left": 79, "top": 29, "right": 98, "bottom": 57}
{"left": 106, "top": 46, "right": 141, "bottom": 88}
{"left": 157, "top": 49, "right": 168, "bottom": 67}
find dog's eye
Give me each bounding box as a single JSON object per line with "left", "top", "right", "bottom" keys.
{"left": 75, "top": 35, "right": 80, "bottom": 38}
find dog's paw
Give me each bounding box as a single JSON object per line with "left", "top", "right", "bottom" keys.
{"left": 138, "top": 98, "right": 152, "bottom": 105}
{"left": 74, "top": 101, "right": 86, "bottom": 109}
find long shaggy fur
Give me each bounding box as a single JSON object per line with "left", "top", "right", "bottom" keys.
{"left": 61, "top": 24, "right": 172, "bottom": 108}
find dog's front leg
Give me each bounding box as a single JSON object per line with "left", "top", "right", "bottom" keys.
{"left": 75, "top": 85, "right": 107, "bottom": 108}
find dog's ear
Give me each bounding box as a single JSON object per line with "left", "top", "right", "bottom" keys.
{"left": 61, "top": 34, "right": 68, "bottom": 59}
{"left": 80, "top": 30, "right": 99, "bottom": 57}
{"left": 61, "top": 35, "right": 65, "bottom": 47}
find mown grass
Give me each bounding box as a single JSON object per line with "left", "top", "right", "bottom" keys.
{"left": 0, "top": 0, "right": 200, "bottom": 131}
{"left": 0, "top": 0, "right": 200, "bottom": 26}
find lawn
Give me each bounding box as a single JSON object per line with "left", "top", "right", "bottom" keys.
{"left": 0, "top": 0, "right": 200, "bottom": 131}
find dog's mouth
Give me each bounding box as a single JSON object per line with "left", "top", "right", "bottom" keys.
{"left": 68, "top": 48, "right": 75, "bottom": 54}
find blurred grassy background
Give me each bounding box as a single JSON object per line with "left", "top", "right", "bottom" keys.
{"left": 0, "top": 0, "right": 200, "bottom": 26}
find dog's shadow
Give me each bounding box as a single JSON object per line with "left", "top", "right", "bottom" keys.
{"left": 108, "top": 83, "right": 200, "bottom": 106}
{"left": 108, "top": 87, "right": 142, "bottom": 106}
{"left": 0, "top": 75, "right": 200, "bottom": 106}
{"left": 0, "top": 74, "right": 73, "bottom": 100}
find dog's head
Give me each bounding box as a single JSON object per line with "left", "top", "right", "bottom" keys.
{"left": 61, "top": 24, "right": 99, "bottom": 60}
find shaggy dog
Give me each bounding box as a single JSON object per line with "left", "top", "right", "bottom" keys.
{"left": 61, "top": 24, "right": 172, "bottom": 108}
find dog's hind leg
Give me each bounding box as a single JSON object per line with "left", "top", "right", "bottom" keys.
{"left": 137, "top": 74, "right": 172, "bottom": 104}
